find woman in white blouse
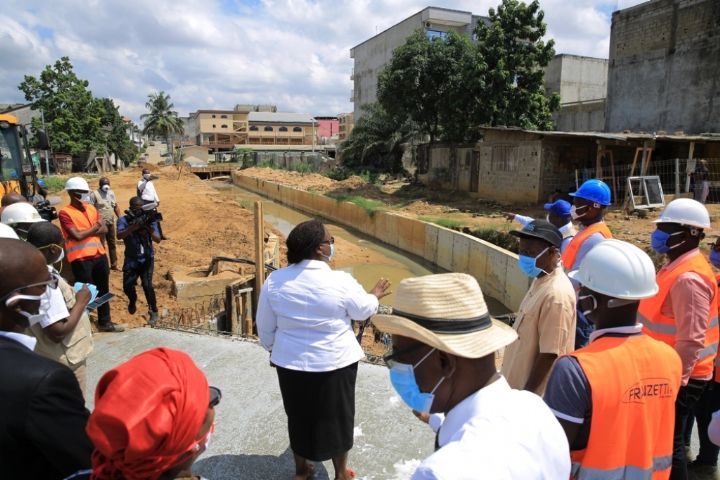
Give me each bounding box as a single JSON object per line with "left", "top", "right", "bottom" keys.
{"left": 257, "top": 219, "right": 390, "bottom": 480}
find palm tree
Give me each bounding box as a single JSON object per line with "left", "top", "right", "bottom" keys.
{"left": 140, "top": 91, "right": 184, "bottom": 162}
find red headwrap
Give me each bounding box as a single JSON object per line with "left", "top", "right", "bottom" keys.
{"left": 87, "top": 347, "right": 210, "bottom": 480}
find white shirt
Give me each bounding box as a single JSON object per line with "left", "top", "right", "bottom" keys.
{"left": 0, "top": 331, "right": 37, "bottom": 351}
{"left": 137, "top": 179, "right": 159, "bottom": 203}
{"left": 257, "top": 259, "right": 378, "bottom": 372}
{"left": 38, "top": 266, "right": 69, "bottom": 329}
{"left": 413, "top": 376, "right": 570, "bottom": 480}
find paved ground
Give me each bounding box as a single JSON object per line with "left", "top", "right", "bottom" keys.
{"left": 88, "top": 328, "right": 435, "bottom": 480}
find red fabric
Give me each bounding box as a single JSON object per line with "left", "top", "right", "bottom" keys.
{"left": 87, "top": 347, "right": 210, "bottom": 480}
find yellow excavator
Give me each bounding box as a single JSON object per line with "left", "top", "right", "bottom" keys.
{"left": 0, "top": 113, "right": 56, "bottom": 220}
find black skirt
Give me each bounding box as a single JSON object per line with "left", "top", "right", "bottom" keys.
{"left": 276, "top": 362, "right": 358, "bottom": 461}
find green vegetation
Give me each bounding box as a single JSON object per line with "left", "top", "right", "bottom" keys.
{"left": 327, "top": 194, "right": 388, "bottom": 216}
{"left": 141, "top": 91, "right": 184, "bottom": 163}
{"left": 420, "top": 217, "right": 466, "bottom": 230}
{"left": 19, "top": 57, "right": 139, "bottom": 166}
{"left": 469, "top": 227, "right": 519, "bottom": 253}
{"left": 343, "top": 0, "right": 558, "bottom": 171}
{"left": 41, "top": 176, "right": 68, "bottom": 193}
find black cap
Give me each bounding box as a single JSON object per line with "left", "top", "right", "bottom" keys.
{"left": 509, "top": 220, "right": 562, "bottom": 248}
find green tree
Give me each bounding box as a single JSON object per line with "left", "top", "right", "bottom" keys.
{"left": 377, "top": 30, "right": 481, "bottom": 144}
{"left": 340, "top": 103, "right": 416, "bottom": 173}
{"left": 97, "top": 97, "right": 138, "bottom": 167}
{"left": 474, "top": 0, "right": 559, "bottom": 129}
{"left": 141, "top": 91, "right": 184, "bottom": 161}
{"left": 19, "top": 57, "right": 106, "bottom": 157}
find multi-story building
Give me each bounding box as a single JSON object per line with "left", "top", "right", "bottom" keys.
{"left": 605, "top": 0, "right": 720, "bottom": 134}
{"left": 338, "top": 112, "right": 354, "bottom": 142}
{"left": 544, "top": 54, "right": 608, "bottom": 132}
{"left": 246, "top": 112, "right": 316, "bottom": 147}
{"left": 314, "top": 116, "right": 339, "bottom": 145}
{"left": 187, "top": 109, "right": 249, "bottom": 150}
{"left": 350, "top": 6, "right": 485, "bottom": 121}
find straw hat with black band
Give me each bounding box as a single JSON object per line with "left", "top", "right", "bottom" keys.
{"left": 372, "top": 273, "right": 517, "bottom": 359}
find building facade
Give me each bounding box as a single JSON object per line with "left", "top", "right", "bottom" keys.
{"left": 314, "top": 116, "right": 339, "bottom": 145}
{"left": 544, "top": 54, "right": 608, "bottom": 132}
{"left": 606, "top": 0, "right": 720, "bottom": 134}
{"left": 338, "top": 112, "right": 354, "bottom": 142}
{"left": 350, "top": 7, "right": 485, "bottom": 121}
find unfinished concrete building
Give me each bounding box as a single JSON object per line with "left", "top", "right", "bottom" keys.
{"left": 544, "top": 54, "right": 608, "bottom": 132}
{"left": 350, "top": 7, "right": 486, "bottom": 122}
{"left": 605, "top": 0, "right": 720, "bottom": 134}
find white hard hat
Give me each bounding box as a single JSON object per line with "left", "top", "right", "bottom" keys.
{"left": 0, "top": 222, "right": 19, "bottom": 239}
{"left": 654, "top": 198, "right": 711, "bottom": 230}
{"left": 65, "top": 176, "right": 90, "bottom": 192}
{"left": 568, "top": 239, "right": 658, "bottom": 300}
{"left": 1, "top": 202, "right": 44, "bottom": 226}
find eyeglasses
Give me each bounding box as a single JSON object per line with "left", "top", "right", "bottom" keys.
{"left": 382, "top": 342, "right": 429, "bottom": 368}
{"left": 209, "top": 386, "right": 222, "bottom": 408}
{"left": 0, "top": 274, "right": 59, "bottom": 303}
{"left": 320, "top": 237, "right": 335, "bottom": 245}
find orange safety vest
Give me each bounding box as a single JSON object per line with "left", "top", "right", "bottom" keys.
{"left": 570, "top": 334, "right": 681, "bottom": 480}
{"left": 60, "top": 204, "right": 105, "bottom": 262}
{"left": 561, "top": 222, "right": 612, "bottom": 270}
{"left": 638, "top": 252, "right": 719, "bottom": 379}
{"left": 716, "top": 274, "right": 720, "bottom": 382}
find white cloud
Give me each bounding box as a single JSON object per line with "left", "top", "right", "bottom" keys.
{"left": 1, "top": 0, "right": 650, "bottom": 123}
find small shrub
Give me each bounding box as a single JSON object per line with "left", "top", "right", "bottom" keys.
{"left": 325, "top": 168, "right": 350, "bottom": 181}
{"left": 420, "top": 216, "right": 466, "bottom": 230}
{"left": 469, "top": 227, "right": 519, "bottom": 253}
{"left": 328, "top": 193, "right": 387, "bottom": 216}
{"left": 42, "top": 176, "right": 68, "bottom": 192}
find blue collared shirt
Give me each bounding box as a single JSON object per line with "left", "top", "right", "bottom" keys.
{"left": 117, "top": 215, "right": 160, "bottom": 269}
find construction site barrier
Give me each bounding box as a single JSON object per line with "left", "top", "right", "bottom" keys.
{"left": 232, "top": 172, "right": 531, "bottom": 311}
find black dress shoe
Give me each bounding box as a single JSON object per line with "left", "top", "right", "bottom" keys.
{"left": 98, "top": 323, "right": 125, "bottom": 333}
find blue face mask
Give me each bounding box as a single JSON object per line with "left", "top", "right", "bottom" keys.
{"left": 321, "top": 243, "right": 335, "bottom": 262}
{"left": 651, "top": 229, "right": 685, "bottom": 254}
{"left": 710, "top": 249, "right": 720, "bottom": 269}
{"left": 389, "top": 348, "right": 446, "bottom": 414}
{"left": 518, "top": 247, "right": 549, "bottom": 278}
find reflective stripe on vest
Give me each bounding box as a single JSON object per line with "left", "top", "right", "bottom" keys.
{"left": 572, "top": 455, "right": 673, "bottom": 480}
{"left": 60, "top": 204, "right": 105, "bottom": 262}
{"left": 569, "top": 335, "right": 681, "bottom": 480}
{"left": 638, "top": 251, "right": 720, "bottom": 379}
{"left": 561, "top": 222, "right": 612, "bottom": 270}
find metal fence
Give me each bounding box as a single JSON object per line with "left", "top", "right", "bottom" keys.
{"left": 576, "top": 158, "right": 720, "bottom": 205}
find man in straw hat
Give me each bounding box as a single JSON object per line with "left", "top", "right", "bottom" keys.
{"left": 372, "top": 273, "right": 570, "bottom": 479}
{"left": 544, "top": 240, "right": 681, "bottom": 480}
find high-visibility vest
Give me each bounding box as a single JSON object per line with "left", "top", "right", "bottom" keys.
{"left": 60, "top": 204, "right": 105, "bottom": 262}
{"left": 561, "top": 222, "right": 612, "bottom": 270}
{"left": 638, "top": 252, "right": 719, "bottom": 379}
{"left": 715, "top": 274, "right": 720, "bottom": 382}
{"left": 569, "top": 334, "right": 681, "bottom": 480}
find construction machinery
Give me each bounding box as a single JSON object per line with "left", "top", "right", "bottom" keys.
{"left": 0, "top": 113, "right": 56, "bottom": 220}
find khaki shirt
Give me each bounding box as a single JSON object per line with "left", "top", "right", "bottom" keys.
{"left": 501, "top": 266, "right": 576, "bottom": 394}
{"left": 91, "top": 189, "right": 117, "bottom": 223}
{"left": 27, "top": 274, "right": 93, "bottom": 367}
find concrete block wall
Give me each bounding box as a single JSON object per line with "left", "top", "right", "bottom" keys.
{"left": 477, "top": 141, "right": 543, "bottom": 203}
{"left": 232, "top": 172, "right": 531, "bottom": 311}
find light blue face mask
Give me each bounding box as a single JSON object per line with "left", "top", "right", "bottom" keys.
{"left": 518, "top": 247, "right": 549, "bottom": 278}
{"left": 321, "top": 243, "right": 335, "bottom": 262}
{"left": 389, "top": 348, "right": 446, "bottom": 414}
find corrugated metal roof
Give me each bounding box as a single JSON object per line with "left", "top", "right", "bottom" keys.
{"left": 479, "top": 126, "right": 720, "bottom": 143}
{"left": 248, "top": 112, "right": 314, "bottom": 124}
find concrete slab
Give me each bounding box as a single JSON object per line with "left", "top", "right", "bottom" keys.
{"left": 87, "top": 328, "right": 434, "bottom": 480}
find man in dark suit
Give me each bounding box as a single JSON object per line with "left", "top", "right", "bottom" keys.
{"left": 0, "top": 238, "right": 93, "bottom": 478}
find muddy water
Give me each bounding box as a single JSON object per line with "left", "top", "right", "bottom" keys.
{"left": 214, "top": 183, "right": 508, "bottom": 314}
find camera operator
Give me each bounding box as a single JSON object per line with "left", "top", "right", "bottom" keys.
{"left": 117, "top": 197, "right": 161, "bottom": 326}
{"left": 137, "top": 168, "right": 167, "bottom": 240}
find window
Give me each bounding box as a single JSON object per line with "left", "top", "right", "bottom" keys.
{"left": 221, "top": 124, "right": 228, "bottom": 128}
{"left": 293, "top": 127, "right": 302, "bottom": 132}
{"left": 279, "top": 126, "right": 288, "bottom": 132}
{"left": 212, "top": 124, "right": 216, "bottom": 128}
{"left": 249, "top": 126, "right": 258, "bottom": 131}
{"left": 220, "top": 114, "right": 227, "bottom": 119}
{"left": 264, "top": 126, "right": 273, "bottom": 131}
{"left": 212, "top": 114, "right": 216, "bottom": 118}
{"left": 426, "top": 30, "right": 448, "bottom": 41}
{"left": 490, "top": 146, "right": 519, "bottom": 172}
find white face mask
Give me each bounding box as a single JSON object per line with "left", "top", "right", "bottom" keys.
{"left": 143, "top": 174, "right": 151, "bottom": 180}
{"left": 101, "top": 184, "right": 110, "bottom": 192}
{"left": 570, "top": 204, "right": 587, "bottom": 221}
{"left": 53, "top": 249, "right": 65, "bottom": 264}
{"left": 5, "top": 291, "right": 49, "bottom": 326}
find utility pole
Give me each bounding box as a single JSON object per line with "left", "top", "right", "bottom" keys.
{"left": 40, "top": 109, "right": 51, "bottom": 175}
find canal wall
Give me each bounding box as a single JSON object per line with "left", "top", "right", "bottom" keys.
{"left": 232, "top": 172, "right": 531, "bottom": 311}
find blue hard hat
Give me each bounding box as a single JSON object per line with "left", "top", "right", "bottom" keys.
{"left": 37, "top": 179, "right": 47, "bottom": 188}
{"left": 543, "top": 199, "right": 572, "bottom": 217}
{"left": 569, "top": 179, "right": 611, "bottom": 206}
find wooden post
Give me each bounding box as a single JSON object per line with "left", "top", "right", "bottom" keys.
{"left": 244, "top": 291, "right": 253, "bottom": 336}
{"left": 685, "top": 142, "right": 696, "bottom": 193}
{"left": 225, "top": 284, "right": 236, "bottom": 334}
{"left": 253, "top": 201, "right": 265, "bottom": 323}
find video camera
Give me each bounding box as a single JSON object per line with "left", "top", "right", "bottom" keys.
{"left": 35, "top": 200, "right": 58, "bottom": 221}
{"left": 125, "top": 202, "right": 163, "bottom": 227}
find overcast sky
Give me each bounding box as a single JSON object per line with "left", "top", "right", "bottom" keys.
{"left": 2, "top": 0, "right": 646, "bottom": 123}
